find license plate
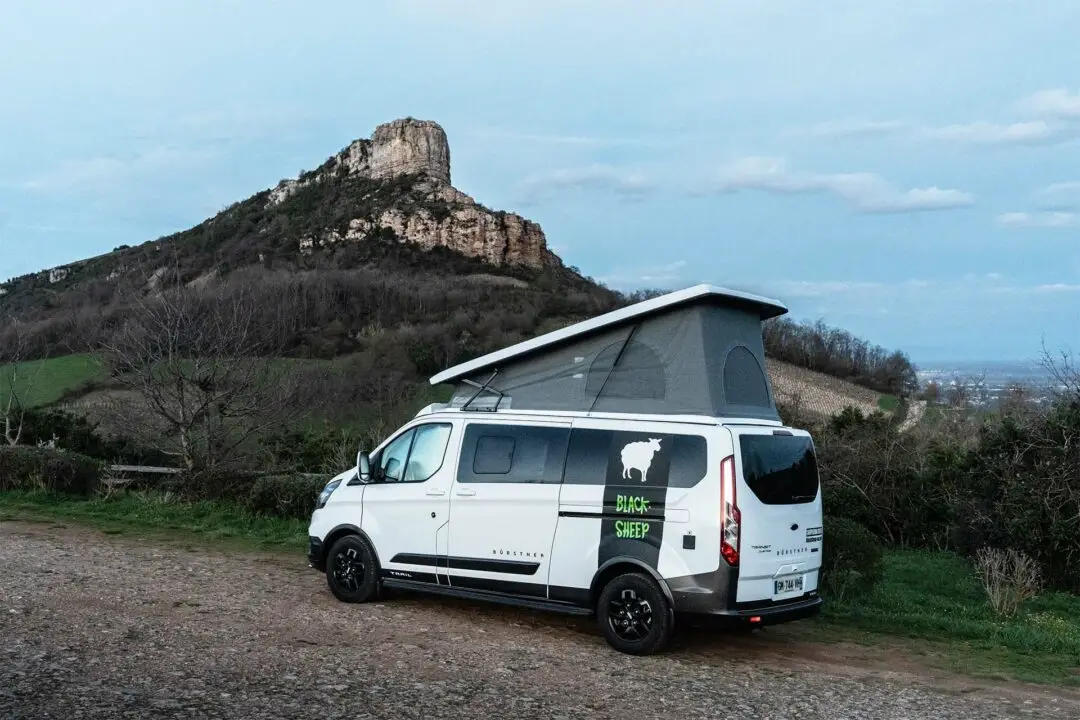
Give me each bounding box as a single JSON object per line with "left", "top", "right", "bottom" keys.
{"left": 774, "top": 576, "right": 803, "bottom": 595}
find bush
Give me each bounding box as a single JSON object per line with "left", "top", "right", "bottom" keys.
{"left": 247, "top": 474, "right": 329, "bottom": 521}
{"left": 17, "top": 407, "right": 174, "bottom": 466}
{"left": 975, "top": 547, "right": 1043, "bottom": 618}
{"left": 961, "top": 401, "right": 1080, "bottom": 591}
{"left": 821, "top": 516, "right": 884, "bottom": 601}
{"left": 177, "top": 468, "right": 264, "bottom": 504}
{"left": 0, "top": 446, "right": 103, "bottom": 495}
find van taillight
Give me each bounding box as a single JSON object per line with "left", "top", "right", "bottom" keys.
{"left": 720, "top": 454, "right": 740, "bottom": 567}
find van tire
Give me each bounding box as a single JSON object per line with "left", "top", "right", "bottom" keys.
{"left": 597, "top": 572, "right": 673, "bottom": 655}
{"left": 325, "top": 535, "right": 379, "bottom": 603}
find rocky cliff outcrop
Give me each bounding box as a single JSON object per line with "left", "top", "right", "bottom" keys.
{"left": 269, "top": 117, "right": 558, "bottom": 270}
{"left": 368, "top": 118, "right": 450, "bottom": 183}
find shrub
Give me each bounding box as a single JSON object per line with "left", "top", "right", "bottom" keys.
{"left": 0, "top": 446, "right": 103, "bottom": 495}
{"left": 247, "top": 474, "right": 329, "bottom": 521}
{"left": 975, "top": 547, "right": 1043, "bottom": 618}
{"left": 17, "top": 407, "right": 173, "bottom": 466}
{"left": 177, "top": 467, "right": 264, "bottom": 504}
{"left": 820, "top": 516, "right": 884, "bottom": 601}
{"left": 260, "top": 427, "right": 362, "bottom": 475}
{"left": 962, "top": 399, "right": 1080, "bottom": 590}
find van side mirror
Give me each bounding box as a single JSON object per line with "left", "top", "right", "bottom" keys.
{"left": 357, "top": 450, "right": 372, "bottom": 483}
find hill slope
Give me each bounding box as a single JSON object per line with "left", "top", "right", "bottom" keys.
{"left": 0, "top": 118, "right": 614, "bottom": 361}
{"left": 1, "top": 116, "right": 915, "bottom": 447}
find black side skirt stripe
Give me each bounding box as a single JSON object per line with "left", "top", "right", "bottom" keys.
{"left": 381, "top": 577, "right": 593, "bottom": 616}
{"left": 390, "top": 553, "right": 540, "bottom": 576}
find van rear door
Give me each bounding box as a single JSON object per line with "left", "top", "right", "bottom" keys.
{"left": 725, "top": 426, "right": 823, "bottom": 604}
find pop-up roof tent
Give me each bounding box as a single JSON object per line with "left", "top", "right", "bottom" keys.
{"left": 429, "top": 284, "right": 789, "bottom": 421}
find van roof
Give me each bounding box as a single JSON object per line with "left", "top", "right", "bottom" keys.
{"left": 429, "top": 283, "right": 787, "bottom": 386}
{"left": 413, "top": 404, "right": 784, "bottom": 428}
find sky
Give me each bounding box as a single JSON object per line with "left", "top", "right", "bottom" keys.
{"left": 2, "top": 0, "right": 1079, "bottom": 365}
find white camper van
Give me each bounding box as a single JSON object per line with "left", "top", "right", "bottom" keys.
{"left": 307, "top": 284, "right": 823, "bottom": 655}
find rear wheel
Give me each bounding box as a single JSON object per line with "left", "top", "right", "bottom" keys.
{"left": 325, "top": 535, "right": 379, "bottom": 603}
{"left": 597, "top": 572, "right": 673, "bottom": 655}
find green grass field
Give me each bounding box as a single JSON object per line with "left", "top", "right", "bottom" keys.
{"left": 0, "top": 354, "right": 106, "bottom": 409}
{"left": 812, "top": 550, "right": 1080, "bottom": 685}
{"left": 2, "top": 490, "right": 1078, "bottom": 685}
{"left": 0, "top": 352, "right": 455, "bottom": 418}
{"left": 0, "top": 490, "right": 307, "bottom": 551}
{"left": 877, "top": 394, "right": 900, "bottom": 412}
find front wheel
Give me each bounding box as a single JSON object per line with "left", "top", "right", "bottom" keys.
{"left": 325, "top": 535, "right": 379, "bottom": 603}
{"left": 597, "top": 572, "right": 673, "bottom": 655}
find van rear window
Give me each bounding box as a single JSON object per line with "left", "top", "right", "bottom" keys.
{"left": 739, "top": 435, "right": 820, "bottom": 505}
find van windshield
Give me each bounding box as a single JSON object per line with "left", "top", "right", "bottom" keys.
{"left": 739, "top": 435, "right": 820, "bottom": 505}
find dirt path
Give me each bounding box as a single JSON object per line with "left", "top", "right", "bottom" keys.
{"left": 1, "top": 520, "right": 1076, "bottom": 719}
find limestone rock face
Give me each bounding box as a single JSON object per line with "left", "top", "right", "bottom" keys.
{"left": 368, "top": 118, "right": 450, "bottom": 184}
{"left": 269, "top": 117, "right": 560, "bottom": 270}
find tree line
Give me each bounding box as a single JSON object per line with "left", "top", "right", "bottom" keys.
{"left": 763, "top": 317, "right": 917, "bottom": 396}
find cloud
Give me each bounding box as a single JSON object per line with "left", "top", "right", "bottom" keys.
{"left": 596, "top": 260, "right": 689, "bottom": 290}
{"left": 787, "top": 119, "right": 908, "bottom": 139}
{"left": 918, "top": 120, "right": 1062, "bottom": 144}
{"left": 1033, "top": 181, "right": 1080, "bottom": 210}
{"left": 1033, "top": 283, "right": 1080, "bottom": 294}
{"left": 1020, "top": 89, "right": 1080, "bottom": 120}
{"left": 997, "top": 211, "right": 1078, "bottom": 228}
{"left": 706, "top": 156, "right": 974, "bottom": 213}
{"left": 519, "top": 163, "right": 654, "bottom": 203}
{"left": 799, "top": 89, "right": 1080, "bottom": 148}
{"left": 21, "top": 146, "right": 216, "bottom": 195}
{"left": 757, "top": 275, "right": 1078, "bottom": 305}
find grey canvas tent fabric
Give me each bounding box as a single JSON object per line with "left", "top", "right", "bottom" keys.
{"left": 446, "top": 300, "right": 780, "bottom": 421}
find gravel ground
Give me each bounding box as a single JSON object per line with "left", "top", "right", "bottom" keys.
{"left": 2, "top": 521, "right": 1077, "bottom": 720}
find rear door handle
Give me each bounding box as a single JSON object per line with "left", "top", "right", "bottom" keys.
{"left": 425, "top": 489, "right": 446, "bottom": 497}
{"left": 455, "top": 488, "right": 477, "bottom": 497}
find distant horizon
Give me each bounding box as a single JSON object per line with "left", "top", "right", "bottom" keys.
{"left": 2, "top": 243, "right": 1071, "bottom": 371}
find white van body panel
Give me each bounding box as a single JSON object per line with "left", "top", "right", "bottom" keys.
{"left": 445, "top": 417, "right": 571, "bottom": 595}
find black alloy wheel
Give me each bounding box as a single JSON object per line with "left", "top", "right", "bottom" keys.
{"left": 597, "top": 572, "right": 673, "bottom": 655}
{"left": 325, "top": 535, "right": 379, "bottom": 603}
{"left": 607, "top": 588, "right": 654, "bottom": 641}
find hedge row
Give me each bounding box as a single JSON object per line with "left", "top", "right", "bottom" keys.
{"left": 0, "top": 446, "right": 104, "bottom": 495}
{"left": 811, "top": 398, "right": 1080, "bottom": 591}
{"left": 0, "top": 446, "right": 330, "bottom": 522}
{"left": 169, "top": 468, "right": 329, "bottom": 521}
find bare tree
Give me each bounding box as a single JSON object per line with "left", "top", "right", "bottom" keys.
{"left": 1041, "top": 342, "right": 1080, "bottom": 400}
{"left": 0, "top": 315, "right": 45, "bottom": 446}
{"left": 99, "top": 268, "right": 320, "bottom": 470}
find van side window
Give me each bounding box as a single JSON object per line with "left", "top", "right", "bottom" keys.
{"left": 458, "top": 423, "right": 570, "bottom": 484}
{"left": 474, "top": 435, "right": 515, "bottom": 474}
{"left": 563, "top": 428, "right": 707, "bottom": 488}
{"left": 404, "top": 423, "right": 453, "bottom": 482}
{"left": 378, "top": 429, "right": 415, "bottom": 482}
{"left": 377, "top": 423, "right": 452, "bottom": 483}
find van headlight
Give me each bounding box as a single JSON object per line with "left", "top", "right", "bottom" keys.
{"left": 316, "top": 478, "right": 342, "bottom": 510}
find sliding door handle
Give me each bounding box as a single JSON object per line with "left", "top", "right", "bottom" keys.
{"left": 454, "top": 488, "right": 477, "bottom": 497}
{"left": 425, "top": 489, "right": 446, "bottom": 497}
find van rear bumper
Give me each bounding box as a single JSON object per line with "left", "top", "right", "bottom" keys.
{"left": 675, "top": 591, "right": 823, "bottom": 624}
{"left": 667, "top": 570, "right": 823, "bottom": 624}
{"left": 720, "top": 595, "right": 823, "bottom": 624}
